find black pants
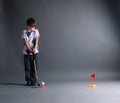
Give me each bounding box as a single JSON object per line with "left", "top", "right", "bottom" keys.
{"left": 23, "top": 53, "right": 39, "bottom": 84}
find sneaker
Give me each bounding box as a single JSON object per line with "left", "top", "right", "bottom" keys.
{"left": 31, "top": 83, "right": 38, "bottom": 88}
{"left": 25, "top": 81, "right": 31, "bottom": 86}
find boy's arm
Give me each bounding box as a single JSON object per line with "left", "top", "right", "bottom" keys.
{"left": 35, "top": 34, "right": 40, "bottom": 48}
{"left": 22, "top": 38, "right": 33, "bottom": 52}
{"left": 32, "top": 35, "right": 40, "bottom": 53}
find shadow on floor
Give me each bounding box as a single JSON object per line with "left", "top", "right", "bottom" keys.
{"left": 0, "top": 82, "right": 25, "bottom": 86}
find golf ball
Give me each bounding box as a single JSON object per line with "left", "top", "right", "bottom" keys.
{"left": 41, "top": 82, "right": 45, "bottom": 85}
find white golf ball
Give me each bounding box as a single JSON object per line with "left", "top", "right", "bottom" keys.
{"left": 41, "top": 82, "right": 45, "bottom": 85}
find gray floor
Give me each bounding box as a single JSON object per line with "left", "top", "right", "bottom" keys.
{"left": 0, "top": 80, "right": 120, "bottom": 103}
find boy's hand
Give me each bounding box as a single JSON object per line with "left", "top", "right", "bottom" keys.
{"left": 31, "top": 47, "right": 36, "bottom": 54}
{"left": 26, "top": 49, "right": 32, "bottom": 54}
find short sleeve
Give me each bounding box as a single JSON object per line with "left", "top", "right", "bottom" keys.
{"left": 21, "top": 30, "right": 27, "bottom": 39}
{"left": 35, "top": 29, "right": 40, "bottom": 37}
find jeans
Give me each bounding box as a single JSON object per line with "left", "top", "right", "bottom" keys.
{"left": 23, "top": 53, "right": 39, "bottom": 84}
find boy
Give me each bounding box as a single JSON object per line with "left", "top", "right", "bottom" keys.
{"left": 21, "top": 18, "right": 40, "bottom": 86}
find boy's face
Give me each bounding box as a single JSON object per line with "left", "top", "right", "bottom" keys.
{"left": 27, "top": 26, "right": 35, "bottom": 31}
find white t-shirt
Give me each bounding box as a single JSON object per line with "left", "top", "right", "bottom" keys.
{"left": 21, "top": 28, "right": 40, "bottom": 55}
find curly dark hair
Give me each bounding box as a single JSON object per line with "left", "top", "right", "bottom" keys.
{"left": 26, "top": 18, "right": 36, "bottom": 27}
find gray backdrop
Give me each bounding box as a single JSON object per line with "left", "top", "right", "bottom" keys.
{"left": 0, "top": 0, "right": 120, "bottom": 82}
